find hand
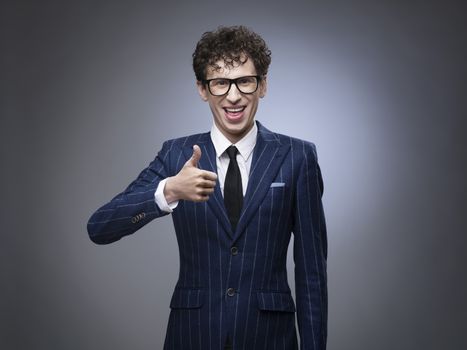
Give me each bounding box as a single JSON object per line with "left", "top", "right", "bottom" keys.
{"left": 164, "top": 145, "right": 218, "bottom": 202}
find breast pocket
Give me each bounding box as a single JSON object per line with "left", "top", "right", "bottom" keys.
{"left": 261, "top": 182, "right": 289, "bottom": 213}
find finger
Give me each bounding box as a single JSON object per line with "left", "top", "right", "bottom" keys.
{"left": 196, "top": 185, "right": 214, "bottom": 194}
{"left": 201, "top": 170, "right": 218, "bottom": 181}
{"left": 198, "top": 179, "right": 217, "bottom": 188}
{"left": 193, "top": 194, "right": 210, "bottom": 202}
{"left": 185, "top": 144, "right": 202, "bottom": 167}
{"left": 198, "top": 187, "right": 215, "bottom": 195}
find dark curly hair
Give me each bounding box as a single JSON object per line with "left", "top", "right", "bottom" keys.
{"left": 192, "top": 26, "right": 272, "bottom": 82}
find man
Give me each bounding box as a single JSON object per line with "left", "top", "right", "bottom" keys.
{"left": 87, "top": 26, "right": 327, "bottom": 350}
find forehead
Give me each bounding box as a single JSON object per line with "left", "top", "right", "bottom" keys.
{"left": 206, "top": 58, "right": 257, "bottom": 79}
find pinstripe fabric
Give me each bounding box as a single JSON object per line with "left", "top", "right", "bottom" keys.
{"left": 87, "top": 121, "right": 327, "bottom": 349}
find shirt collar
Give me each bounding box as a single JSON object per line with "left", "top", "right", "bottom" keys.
{"left": 210, "top": 122, "right": 258, "bottom": 162}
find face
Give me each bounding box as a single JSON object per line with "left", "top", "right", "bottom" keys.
{"left": 197, "top": 56, "right": 267, "bottom": 143}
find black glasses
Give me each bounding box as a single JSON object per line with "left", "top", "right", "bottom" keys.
{"left": 203, "top": 75, "right": 261, "bottom": 96}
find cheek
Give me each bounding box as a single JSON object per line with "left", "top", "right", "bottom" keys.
{"left": 247, "top": 99, "right": 260, "bottom": 114}
{"left": 208, "top": 101, "right": 220, "bottom": 113}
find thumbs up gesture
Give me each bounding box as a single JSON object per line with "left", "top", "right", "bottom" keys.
{"left": 164, "top": 145, "right": 218, "bottom": 202}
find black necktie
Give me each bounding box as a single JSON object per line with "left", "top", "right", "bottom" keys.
{"left": 224, "top": 146, "right": 243, "bottom": 232}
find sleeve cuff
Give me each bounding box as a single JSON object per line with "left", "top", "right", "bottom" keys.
{"left": 155, "top": 178, "right": 179, "bottom": 213}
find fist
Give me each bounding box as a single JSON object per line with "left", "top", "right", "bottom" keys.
{"left": 164, "top": 145, "right": 218, "bottom": 202}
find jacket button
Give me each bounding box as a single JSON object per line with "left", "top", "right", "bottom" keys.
{"left": 227, "top": 288, "right": 235, "bottom": 297}
{"left": 230, "top": 246, "right": 238, "bottom": 255}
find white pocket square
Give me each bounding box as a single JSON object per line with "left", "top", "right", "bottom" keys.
{"left": 270, "top": 182, "right": 285, "bottom": 188}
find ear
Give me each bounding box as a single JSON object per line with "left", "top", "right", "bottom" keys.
{"left": 259, "top": 76, "right": 267, "bottom": 98}
{"left": 196, "top": 81, "right": 209, "bottom": 101}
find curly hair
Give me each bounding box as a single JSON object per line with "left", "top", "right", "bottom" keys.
{"left": 192, "top": 26, "right": 272, "bottom": 82}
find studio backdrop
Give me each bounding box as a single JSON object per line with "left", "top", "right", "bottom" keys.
{"left": 2, "top": 0, "right": 466, "bottom": 349}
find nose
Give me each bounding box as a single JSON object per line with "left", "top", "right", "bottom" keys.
{"left": 226, "top": 83, "right": 241, "bottom": 104}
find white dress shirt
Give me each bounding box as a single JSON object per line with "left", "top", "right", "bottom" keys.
{"left": 154, "top": 122, "right": 258, "bottom": 212}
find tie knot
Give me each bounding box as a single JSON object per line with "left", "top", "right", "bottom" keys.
{"left": 226, "top": 146, "right": 238, "bottom": 160}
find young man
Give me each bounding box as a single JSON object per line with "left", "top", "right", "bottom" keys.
{"left": 87, "top": 26, "right": 327, "bottom": 350}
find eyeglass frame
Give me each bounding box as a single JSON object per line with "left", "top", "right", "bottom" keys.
{"left": 202, "top": 75, "right": 263, "bottom": 96}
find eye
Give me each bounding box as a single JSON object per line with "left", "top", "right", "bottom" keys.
{"left": 237, "top": 77, "right": 256, "bottom": 85}
{"left": 212, "top": 79, "right": 229, "bottom": 87}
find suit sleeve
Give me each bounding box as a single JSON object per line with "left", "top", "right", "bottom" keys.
{"left": 87, "top": 140, "right": 173, "bottom": 244}
{"left": 292, "top": 142, "right": 328, "bottom": 350}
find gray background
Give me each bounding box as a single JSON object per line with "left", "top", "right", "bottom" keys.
{"left": 2, "top": 0, "right": 466, "bottom": 349}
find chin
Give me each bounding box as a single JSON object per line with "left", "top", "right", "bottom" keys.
{"left": 228, "top": 120, "right": 248, "bottom": 130}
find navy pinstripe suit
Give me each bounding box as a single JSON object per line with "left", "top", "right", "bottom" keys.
{"left": 87, "top": 121, "right": 327, "bottom": 349}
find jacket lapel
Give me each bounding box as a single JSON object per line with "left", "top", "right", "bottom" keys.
{"left": 233, "top": 122, "right": 291, "bottom": 242}
{"left": 182, "top": 134, "right": 233, "bottom": 238}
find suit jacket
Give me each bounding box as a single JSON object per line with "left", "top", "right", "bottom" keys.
{"left": 87, "top": 121, "right": 327, "bottom": 350}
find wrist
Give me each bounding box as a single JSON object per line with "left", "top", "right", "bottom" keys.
{"left": 164, "top": 176, "right": 179, "bottom": 203}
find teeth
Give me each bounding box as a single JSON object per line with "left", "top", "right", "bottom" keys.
{"left": 225, "top": 107, "right": 245, "bottom": 113}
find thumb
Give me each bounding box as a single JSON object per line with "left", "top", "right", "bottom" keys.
{"left": 186, "top": 144, "right": 202, "bottom": 167}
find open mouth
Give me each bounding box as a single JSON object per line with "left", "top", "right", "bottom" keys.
{"left": 223, "top": 106, "right": 246, "bottom": 121}
{"left": 223, "top": 106, "right": 246, "bottom": 114}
